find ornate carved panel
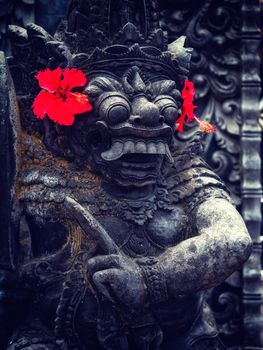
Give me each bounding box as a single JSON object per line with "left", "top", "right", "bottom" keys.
{"left": 160, "top": 2, "right": 243, "bottom": 346}
{"left": 241, "top": 1, "right": 263, "bottom": 349}
{"left": 160, "top": 0, "right": 242, "bottom": 207}
{"left": 160, "top": 1, "right": 263, "bottom": 349}
{"left": 0, "top": 1, "right": 262, "bottom": 349}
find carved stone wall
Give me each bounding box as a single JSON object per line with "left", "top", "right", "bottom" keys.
{"left": 241, "top": 1, "right": 263, "bottom": 349}
{"left": 160, "top": 1, "right": 263, "bottom": 349}
{"left": 160, "top": 0, "right": 242, "bottom": 206}
{"left": 160, "top": 2, "right": 243, "bottom": 348}
{"left": 0, "top": 0, "right": 262, "bottom": 349}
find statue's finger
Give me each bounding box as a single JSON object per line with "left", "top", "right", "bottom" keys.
{"left": 93, "top": 268, "right": 120, "bottom": 303}
{"left": 87, "top": 255, "right": 120, "bottom": 277}
{"left": 64, "top": 196, "right": 120, "bottom": 254}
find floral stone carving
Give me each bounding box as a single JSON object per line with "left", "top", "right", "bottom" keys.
{"left": 0, "top": 1, "right": 252, "bottom": 350}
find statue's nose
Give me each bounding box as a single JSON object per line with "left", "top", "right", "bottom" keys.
{"left": 131, "top": 97, "right": 163, "bottom": 126}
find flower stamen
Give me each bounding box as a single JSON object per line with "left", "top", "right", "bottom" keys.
{"left": 178, "top": 80, "right": 216, "bottom": 134}
{"left": 194, "top": 116, "right": 217, "bottom": 133}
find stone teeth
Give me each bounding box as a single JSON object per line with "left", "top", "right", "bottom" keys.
{"left": 135, "top": 141, "right": 147, "bottom": 153}
{"left": 157, "top": 142, "right": 166, "bottom": 154}
{"left": 101, "top": 141, "right": 124, "bottom": 161}
{"left": 123, "top": 141, "right": 135, "bottom": 154}
{"left": 101, "top": 139, "right": 174, "bottom": 163}
{"left": 147, "top": 142, "right": 157, "bottom": 153}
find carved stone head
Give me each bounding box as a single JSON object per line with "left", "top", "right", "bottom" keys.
{"left": 8, "top": 0, "right": 192, "bottom": 188}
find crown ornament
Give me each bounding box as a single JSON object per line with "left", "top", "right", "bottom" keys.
{"left": 55, "top": 0, "right": 192, "bottom": 87}
{"left": 6, "top": 0, "right": 197, "bottom": 137}
{"left": 8, "top": 0, "right": 192, "bottom": 92}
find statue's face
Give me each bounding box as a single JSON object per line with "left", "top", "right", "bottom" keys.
{"left": 84, "top": 67, "right": 181, "bottom": 187}
{"left": 45, "top": 66, "right": 181, "bottom": 188}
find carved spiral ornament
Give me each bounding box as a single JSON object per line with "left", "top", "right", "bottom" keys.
{"left": 160, "top": 0, "right": 242, "bottom": 206}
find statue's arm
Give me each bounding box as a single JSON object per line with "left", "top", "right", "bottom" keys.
{"left": 157, "top": 198, "right": 252, "bottom": 297}
{"left": 87, "top": 198, "right": 252, "bottom": 309}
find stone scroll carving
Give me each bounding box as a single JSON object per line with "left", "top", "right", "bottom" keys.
{"left": 160, "top": 0, "right": 242, "bottom": 206}
{"left": 160, "top": 1, "right": 263, "bottom": 349}
{"left": 0, "top": 1, "right": 256, "bottom": 350}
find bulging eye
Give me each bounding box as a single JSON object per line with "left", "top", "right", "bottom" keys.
{"left": 162, "top": 106, "right": 178, "bottom": 125}
{"left": 98, "top": 93, "right": 131, "bottom": 125}
{"left": 155, "top": 96, "right": 179, "bottom": 126}
{"left": 108, "top": 104, "right": 130, "bottom": 124}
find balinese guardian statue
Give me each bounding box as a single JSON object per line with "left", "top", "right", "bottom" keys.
{"left": 0, "top": 1, "right": 252, "bottom": 349}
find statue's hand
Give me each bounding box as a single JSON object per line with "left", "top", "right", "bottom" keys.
{"left": 87, "top": 254, "right": 147, "bottom": 309}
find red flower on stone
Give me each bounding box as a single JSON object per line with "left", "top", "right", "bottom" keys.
{"left": 32, "top": 67, "right": 92, "bottom": 126}
{"left": 177, "top": 80, "right": 216, "bottom": 133}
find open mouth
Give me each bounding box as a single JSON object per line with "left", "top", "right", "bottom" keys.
{"left": 101, "top": 138, "right": 173, "bottom": 162}
{"left": 96, "top": 121, "right": 174, "bottom": 163}
{"left": 115, "top": 153, "right": 162, "bottom": 179}
{"left": 108, "top": 153, "right": 163, "bottom": 186}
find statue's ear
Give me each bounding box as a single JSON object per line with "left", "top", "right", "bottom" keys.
{"left": 168, "top": 35, "right": 193, "bottom": 75}
{"left": 0, "top": 51, "right": 20, "bottom": 270}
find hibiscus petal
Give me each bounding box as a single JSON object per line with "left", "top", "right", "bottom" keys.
{"left": 60, "top": 68, "right": 87, "bottom": 91}
{"left": 32, "top": 91, "right": 58, "bottom": 119}
{"left": 66, "top": 92, "right": 93, "bottom": 115}
{"left": 46, "top": 98, "right": 75, "bottom": 126}
{"left": 35, "top": 67, "right": 62, "bottom": 93}
{"left": 176, "top": 115, "right": 186, "bottom": 133}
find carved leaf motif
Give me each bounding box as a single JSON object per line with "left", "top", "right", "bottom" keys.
{"left": 160, "top": 1, "right": 243, "bottom": 346}
{"left": 160, "top": 0, "right": 241, "bottom": 206}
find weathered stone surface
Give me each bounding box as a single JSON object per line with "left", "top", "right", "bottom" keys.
{"left": 0, "top": 1, "right": 253, "bottom": 350}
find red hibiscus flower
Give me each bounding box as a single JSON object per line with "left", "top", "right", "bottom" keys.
{"left": 177, "top": 80, "right": 216, "bottom": 133}
{"left": 32, "top": 67, "right": 92, "bottom": 126}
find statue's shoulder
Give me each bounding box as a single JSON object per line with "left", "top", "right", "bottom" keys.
{"left": 163, "top": 134, "right": 232, "bottom": 214}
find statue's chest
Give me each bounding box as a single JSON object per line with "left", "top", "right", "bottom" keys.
{"left": 99, "top": 205, "right": 190, "bottom": 257}
{"left": 20, "top": 171, "right": 191, "bottom": 257}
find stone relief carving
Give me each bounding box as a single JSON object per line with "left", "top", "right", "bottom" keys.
{"left": 160, "top": 0, "right": 242, "bottom": 207}
{"left": 0, "top": 0, "right": 255, "bottom": 349}
{"left": 160, "top": 2, "right": 248, "bottom": 347}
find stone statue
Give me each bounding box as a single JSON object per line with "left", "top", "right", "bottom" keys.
{"left": 0, "top": 1, "right": 252, "bottom": 349}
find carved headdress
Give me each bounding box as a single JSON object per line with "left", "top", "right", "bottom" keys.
{"left": 8, "top": 0, "right": 192, "bottom": 90}
{"left": 55, "top": 0, "right": 192, "bottom": 87}
{"left": 5, "top": 0, "right": 194, "bottom": 189}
